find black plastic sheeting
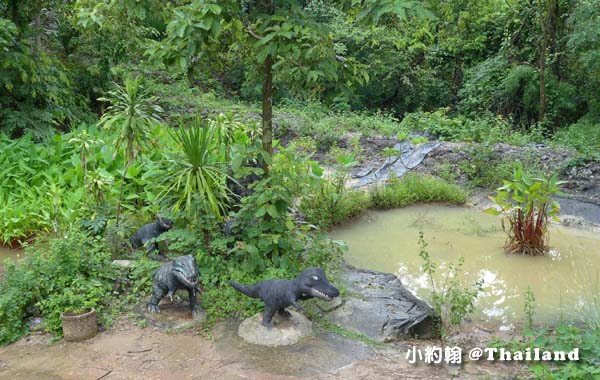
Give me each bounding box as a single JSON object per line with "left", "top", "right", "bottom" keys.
{"left": 352, "top": 141, "right": 441, "bottom": 187}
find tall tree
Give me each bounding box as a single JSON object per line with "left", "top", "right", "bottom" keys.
{"left": 537, "top": 0, "right": 550, "bottom": 123}
{"left": 148, "top": 0, "right": 427, "bottom": 161}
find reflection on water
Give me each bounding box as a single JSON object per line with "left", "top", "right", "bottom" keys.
{"left": 330, "top": 205, "right": 600, "bottom": 329}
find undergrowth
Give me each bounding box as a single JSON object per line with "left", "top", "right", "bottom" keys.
{"left": 370, "top": 174, "right": 468, "bottom": 209}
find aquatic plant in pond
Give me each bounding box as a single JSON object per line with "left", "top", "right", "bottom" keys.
{"left": 486, "top": 166, "right": 564, "bottom": 256}
{"left": 418, "top": 232, "right": 483, "bottom": 338}
{"left": 419, "top": 231, "right": 483, "bottom": 339}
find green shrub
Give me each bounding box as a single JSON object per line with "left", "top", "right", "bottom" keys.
{"left": 458, "top": 145, "right": 524, "bottom": 189}
{"left": 302, "top": 187, "right": 371, "bottom": 229}
{"left": 370, "top": 173, "right": 468, "bottom": 209}
{"left": 0, "top": 124, "right": 163, "bottom": 245}
{"left": 491, "top": 325, "right": 600, "bottom": 379}
{"left": 553, "top": 120, "right": 600, "bottom": 160}
{"left": 0, "top": 229, "right": 117, "bottom": 344}
{"left": 288, "top": 136, "right": 317, "bottom": 155}
{"left": 523, "top": 285, "right": 536, "bottom": 331}
{"left": 399, "top": 108, "right": 541, "bottom": 145}
{"left": 301, "top": 152, "right": 370, "bottom": 228}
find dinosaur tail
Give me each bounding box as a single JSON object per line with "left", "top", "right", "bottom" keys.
{"left": 229, "top": 280, "right": 259, "bottom": 298}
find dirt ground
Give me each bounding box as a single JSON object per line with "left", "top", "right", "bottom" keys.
{"left": 0, "top": 315, "right": 528, "bottom": 380}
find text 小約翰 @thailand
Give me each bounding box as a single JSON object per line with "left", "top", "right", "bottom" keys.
{"left": 405, "top": 345, "right": 580, "bottom": 364}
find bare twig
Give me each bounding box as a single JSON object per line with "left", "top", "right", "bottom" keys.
{"left": 95, "top": 370, "right": 113, "bottom": 380}
{"left": 127, "top": 348, "right": 153, "bottom": 353}
{"left": 247, "top": 26, "right": 262, "bottom": 40}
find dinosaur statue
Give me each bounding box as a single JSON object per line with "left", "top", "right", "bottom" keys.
{"left": 130, "top": 216, "right": 173, "bottom": 256}
{"left": 147, "top": 255, "right": 202, "bottom": 317}
{"left": 229, "top": 267, "right": 339, "bottom": 327}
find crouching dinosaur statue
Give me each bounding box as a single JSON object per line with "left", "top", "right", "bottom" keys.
{"left": 147, "top": 255, "right": 202, "bottom": 316}
{"left": 229, "top": 267, "right": 339, "bottom": 327}
{"left": 130, "top": 216, "right": 173, "bottom": 257}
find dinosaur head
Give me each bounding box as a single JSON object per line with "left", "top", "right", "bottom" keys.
{"left": 296, "top": 267, "right": 339, "bottom": 301}
{"left": 157, "top": 216, "right": 174, "bottom": 232}
{"left": 172, "top": 255, "right": 199, "bottom": 288}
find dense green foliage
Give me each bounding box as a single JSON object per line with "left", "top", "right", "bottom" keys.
{"left": 489, "top": 325, "right": 600, "bottom": 379}
{"left": 0, "top": 230, "right": 117, "bottom": 344}
{"left": 0, "top": 107, "right": 348, "bottom": 343}
{"left": 2, "top": 0, "right": 599, "bottom": 143}
{"left": 490, "top": 285, "right": 600, "bottom": 379}
{"left": 1, "top": 0, "right": 600, "bottom": 353}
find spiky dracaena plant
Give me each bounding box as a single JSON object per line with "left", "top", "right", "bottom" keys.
{"left": 153, "top": 117, "right": 231, "bottom": 221}
{"left": 97, "top": 76, "right": 163, "bottom": 224}
{"left": 486, "top": 166, "right": 565, "bottom": 256}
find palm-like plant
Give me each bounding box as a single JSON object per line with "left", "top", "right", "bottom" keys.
{"left": 97, "top": 76, "right": 163, "bottom": 223}
{"left": 68, "top": 127, "right": 103, "bottom": 208}
{"left": 155, "top": 118, "right": 230, "bottom": 220}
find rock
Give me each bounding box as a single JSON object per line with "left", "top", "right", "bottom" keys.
{"left": 28, "top": 317, "right": 43, "bottom": 331}
{"left": 327, "top": 266, "right": 435, "bottom": 342}
{"left": 238, "top": 310, "right": 313, "bottom": 346}
{"left": 560, "top": 215, "right": 586, "bottom": 228}
{"left": 315, "top": 296, "right": 343, "bottom": 312}
{"left": 137, "top": 298, "right": 205, "bottom": 332}
{"left": 557, "top": 197, "right": 600, "bottom": 225}
{"left": 112, "top": 260, "right": 136, "bottom": 269}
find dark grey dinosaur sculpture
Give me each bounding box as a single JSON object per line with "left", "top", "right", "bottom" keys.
{"left": 229, "top": 267, "right": 339, "bottom": 327}
{"left": 130, "top": 216, "right": 173, "bottom": 256}
{"left": 147, "top": 255, "right": 202, "bottom": 316}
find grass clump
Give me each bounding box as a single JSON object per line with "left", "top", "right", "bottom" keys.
{"left": 370, "top": 173, "right": 468, "bottom": 209}
{"left": 301, "top": 188, "right": 371, "bottom": 229}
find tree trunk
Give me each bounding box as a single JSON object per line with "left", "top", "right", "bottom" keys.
{"left": 537, "top": 0, "right": 549, "bottom": 124}
{"left": 539, "top": 39, "right": 546, "bottom": 124}
{"left": 115, "top": 160, "right": 129, "bottom": 226}
{"left": 261, "top": 54, "right": 273, "bottom": 160}
{"left": 34, "top": 14, "right": 42, "bottom": 50}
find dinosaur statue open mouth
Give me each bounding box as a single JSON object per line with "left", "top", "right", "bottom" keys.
{"left": 174, "top": 269, "right": 198, "bottom": 287}
{"left": 310, "top": 287, "right": 334, "bottom": 300}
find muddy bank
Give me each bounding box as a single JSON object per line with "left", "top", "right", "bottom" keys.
{"left": 468, "top": 192, "right": 600, "bottom": 231}
{"left": 378, "top": 140, "right": 599, "bottom": 206}
{"left": 0, "top": 317, "right": 526, "bottom": 380}
{"left": 321, "top": 134, "right": 600, "bottom": 206}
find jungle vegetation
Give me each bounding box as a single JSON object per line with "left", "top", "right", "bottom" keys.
{"left": 1, "top": 1, "right": 600, "bottom": 377}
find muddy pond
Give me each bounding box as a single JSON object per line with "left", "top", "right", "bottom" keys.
{"left": 330, "top": 205, "right": 600, "bottom": 330}
{"left": 0, "top": 246, "right": 22, "bottom": 277}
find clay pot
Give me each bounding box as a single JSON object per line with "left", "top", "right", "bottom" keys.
{"left": 60, "top": 308, "right": 97, "bottom": 341}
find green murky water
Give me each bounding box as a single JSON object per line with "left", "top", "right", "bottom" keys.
{"left": 0, "top": 246, "right": 22, "bottom": 275}
{"left": 0, "top": 246, "right": 22, "bottom": 261}
{"left": 330, "top": 205, "right": 600, "bottom": 329}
